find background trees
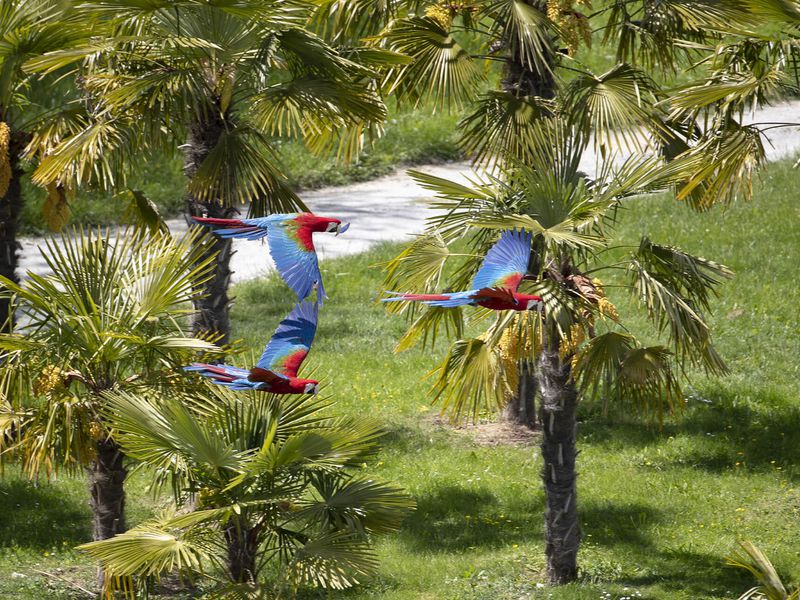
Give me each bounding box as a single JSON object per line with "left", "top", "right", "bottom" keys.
{"left": 30, "top": 0, "right": 396, "bottom": 343}
{"left": 0, "top": 0, "right": 91, "bottom": 331}
{"left": 0, "top": 227, "right": 217, "bottom": 548}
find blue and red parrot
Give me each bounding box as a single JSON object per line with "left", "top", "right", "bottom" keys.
{"left": 193, "top": 213, "right": 349, "bottom": 303}
{"left": 383, "top": 229, "right": 542, "bottom": 311}
{"left": 185, "top": 301, "right": 320, "bottom": 395}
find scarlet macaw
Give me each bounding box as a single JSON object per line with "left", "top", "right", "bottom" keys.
{"left": 193, "top": 213, "right": 349, "bottom": 303}
{"left": 383, "top": 229, "right": 542, "bottom": 311}
{"left": 185, "top": 301, "right": 320, "bottom": 395}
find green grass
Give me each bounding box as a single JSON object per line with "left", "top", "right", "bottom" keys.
{"left": 3, "top": 158, "right": 800, "bottom": 599}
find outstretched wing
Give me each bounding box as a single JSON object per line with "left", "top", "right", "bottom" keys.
{"left": 472, "top": 287, "right": 517, "bottom": 305}
{"left": 252, "top": 302, "right": 319, "bottom": 379}
{"left": 267, "top": 217, "right": 326, "bottom": 303}
{"left": 471, "top": 229, "right": 532, "bottom": 292}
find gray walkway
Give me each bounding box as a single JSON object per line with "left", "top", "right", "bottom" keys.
{"left": 17, "top": 102, "right": 800, "bottom": 284}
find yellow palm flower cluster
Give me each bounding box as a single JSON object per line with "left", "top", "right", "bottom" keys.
{"left": 425, "top": 1, "right": 477, "bottom": 28}
{"left": 591, "top": 278, "right": 620, "bottom": 322}
{"left": 545, "top": 0, "right": 592, "bottom": 55}
{"left": 0, "top": 122, "right": 11, "bottom": 198}
{"left": 43, "top": 182, "right": 71, "bottom": 231}
{"left": 559, "top": 323, "right": 585, "bottom": 358}
{"left": 88, "top": 420, "right": 105, "bottom": 441}
{"left": 32, "top": 365, "right": 67, "bottom": 396}
{"left": 425, "top": 3, "right": 453, "bottom": 27}
{"left": 497, "top": 316, "right": 540, "bottom": 393}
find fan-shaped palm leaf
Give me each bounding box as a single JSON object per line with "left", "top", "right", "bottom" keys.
{"left": 383, "top": 16, "right": 483, "bottom": 108}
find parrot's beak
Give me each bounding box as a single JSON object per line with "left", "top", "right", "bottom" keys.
{"left": 335, "top": 222, "right": 350, "bottom": 236}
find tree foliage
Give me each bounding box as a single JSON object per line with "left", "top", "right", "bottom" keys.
{"left": 82, "top": 384, "right": 415, "bottom": 597}
{"left": 0, "top": 226, "right": 218, "bottom": 475}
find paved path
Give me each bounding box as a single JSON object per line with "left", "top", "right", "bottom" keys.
{"left": 17, "top": 102, "right": 800, "bottom": 283}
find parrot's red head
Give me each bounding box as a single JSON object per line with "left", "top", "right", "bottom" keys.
{"left": 297, "top": 214, "right": 350, "bottom": 236}
{"left": 514, "top": 293, "right": 544, "bottom": 311}
{"left": 323, "top": 218, "right": 349, "bottom": 236}
{"left": 290, "top": 378, "right": 319, "bottom": 395}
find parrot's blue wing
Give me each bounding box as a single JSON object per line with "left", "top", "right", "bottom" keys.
{"left": 471, "top": 229, "right": 531, "bottom": 291}
{"left": 267, "top": 219, "right": 325, "bottom": 303}
{"left": 256, "top": 301, "right": 318, "bottom": 378}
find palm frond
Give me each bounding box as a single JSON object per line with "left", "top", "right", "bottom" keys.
{"left": 394, "top": 306, "right": 465, "bottom": 352}
{"left": 574, "top": 332, "right": 683, "bottom": 419}
{"left": 285, "top": 530, "right": 379, "bottom": 590}
{"left": 563, "top": 63, "right": 666, "bottom": 152}
{"left": 78, "top": 518, "right": 215, "bottom": 578}
{"left": 459, "top": 92, "right": 555, "bottom": 167}
{"left": 303, "top": 474, "right": 415, "bottom": 535}
{"left": 627, "top": 237, "right": 732, "bottom": 372}
{"left": 429, "top": 337, "right": 508, "bottom": 422}
{"left": 188, "top": 127, "right": 304, "bottom": 210}
{"left": 481, "top": 0, "right": 555, "bottom": 75}
{"left": 381, "top": 233, "right": 452, "bottom": 298}
{"left": 668, "top": 122, "right": 766, "bottom": 208}
{"left": 383, "top": 16, "right": 483, "bottom": 109}
{"left": 726, "top": 541, "right": 798, "bottom": 600}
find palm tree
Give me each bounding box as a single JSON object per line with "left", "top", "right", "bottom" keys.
{"left": 80, "top": 383, "right": 414, "bottom": 597}
{"left": 0, "top": 227, "right": 218, "bottom": 548}
{"left": 313, "top": 0, "right": 795, "bottom": 428}
{"left": 0, "top": 0, "right": 94, "bottom": 331}
{"left": 381, "top": 117, "right": 732, "bottom": 583}
{"left": 29, "top": 0, "right": 395, "bottom": 344}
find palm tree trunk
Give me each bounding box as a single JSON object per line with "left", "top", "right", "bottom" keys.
{"left": 224, "top": 521, "right": 259, "bottom": 583}
{"left": 537, "top": 328, "right": 580, "bottom": 585}
{"left": 88, "top": 438, "right": 127, "bottom": 590}
{"left": 88, "top": 438, "right": 127, "bottom": 541}
{"left": 183, "top": 116, "right": 235, "bottom": 346}
{"left": 503, "top": 360, "right": 538, "bottom": 428}
{"left": 0, "top": 148, "right": 22, "bottom": 333}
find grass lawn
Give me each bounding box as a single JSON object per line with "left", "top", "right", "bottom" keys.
{"left": 2, "top": 158, "right": 799, "bottom": 599}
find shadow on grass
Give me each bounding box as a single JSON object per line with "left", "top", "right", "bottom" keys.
{"left": 578, "top": 502, "right": 752, "bottom": 596}
{"left": 623, "top": 547, "right": 753, "bottom": 597}
{"left": 0, "top": 477, "right": 89, "bottom": 549}
{"left": 580, "top": 386, "right": 800, "bottom": 479}
{"left": 400, "top": 483, "right": 543, "bottom": 552}
{"left": 580, "top": 502, "right": 665, "bottom": 548}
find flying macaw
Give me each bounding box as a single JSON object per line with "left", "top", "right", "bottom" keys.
{"left": 383, "top": 229, "right": 542, "bottom": 311}
{"left": 185, "top": 301, "right": 320, "bottom": 395}
{"left": 193, "top": 213, "right": 349, "bottom": 303}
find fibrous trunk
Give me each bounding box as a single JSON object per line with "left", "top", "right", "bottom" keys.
{"left": 89, "top": 439, "right": 127, "bottom": 590}
{"left": 537, "top": 330, "right": 580, "bottom": 584}
{"left": 183, "top": 115, "right": 235, "bottom": 346}
{"left": 0, "top": 145, "right": 22, "bottom": 333}
{"left": 224, "top": 521, "right": 259, "bottom": 584}
{"left": 88, "top": 438, "right": 127, "bottom": 541}
{"left": 503, "top": 360, "right": 538, "bottom": 429}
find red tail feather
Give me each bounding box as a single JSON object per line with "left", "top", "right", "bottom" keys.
{"left": 193, "top": 216, "right": 247, "bottom": 228}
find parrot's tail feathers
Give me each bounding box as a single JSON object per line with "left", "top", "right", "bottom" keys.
{"left": 192, "top": 217, "right": 269, "bottom": 240}
{"left": 184, "top": 363, "right": 250, "bottom": 384}
{"left": 382, "top": 291, "right": 477, "bottom": 307}
{"left": 381, "top": 292, "right": 454, "bottom": 302}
